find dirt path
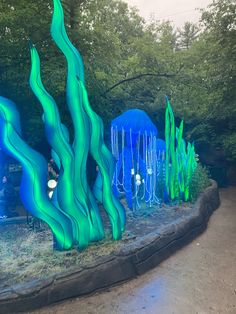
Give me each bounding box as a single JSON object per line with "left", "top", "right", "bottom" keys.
{"left": 32, "top": 188, "right": 236, "bottom": 314}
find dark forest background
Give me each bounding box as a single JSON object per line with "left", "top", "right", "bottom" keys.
{"left": 0, "top": 0, "right": 235, "bottom": 186}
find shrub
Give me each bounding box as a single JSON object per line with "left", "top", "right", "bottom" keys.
{"left": 189, "top": 164, "right": 211, "bottom": 201}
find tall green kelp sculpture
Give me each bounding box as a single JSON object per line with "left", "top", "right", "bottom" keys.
{"left": 165, "top": 98, "right": 197, "bottom": 201}
{"left": 0, "top": 0, "right": 125, "bottom": 250}
{"left": 0, "top": 97, "right": 74, "bottom": 250}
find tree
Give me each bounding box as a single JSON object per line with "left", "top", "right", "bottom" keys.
{"left": 198, "top": 0, "right": 236, "bottom": 160}
{"left": 161, "top": 0, "right": 236, "bottom": 162}
{"left": 177, "top": 22, "right": 199, "bottom": 50}
{"left": 0, "top": 0, "right": 235, "bottom": 165}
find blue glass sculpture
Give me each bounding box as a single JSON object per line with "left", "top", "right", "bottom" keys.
{"left": 111, "top": 109, "right": 162, "bottom": 209}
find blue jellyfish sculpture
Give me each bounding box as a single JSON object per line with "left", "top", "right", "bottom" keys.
{"left": 156, "top": 139, "right": 166, "bottom": 179}
{"left": 111, "top": 109, "right": 160, "bottom": 209}
{"left": 156, "top": 139, "right": 166, "bottom": 157}
{"left": 155, "top": 138, "right": 167, "bottom": 201}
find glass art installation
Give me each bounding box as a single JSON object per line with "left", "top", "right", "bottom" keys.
{"left": 0, "top": 0, "right": 125, "bottom": 250}
{"left": 165, "top": 98, "right": 197, "bottom": 201}
{"left": 110, "top": 100, "right": 197, "bottom": 209}
{"left": 0, "top": 0, "right": 198, "bottom": 252}
{"left": 111, "top": 109, "right": 161, "bottom": 209}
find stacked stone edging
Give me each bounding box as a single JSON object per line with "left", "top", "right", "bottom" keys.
{"left": 0, "top": 180, "right": 220, "bottom": 313}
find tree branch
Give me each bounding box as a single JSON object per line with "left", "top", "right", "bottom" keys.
{"left": 102, "top": 72, "right": 176, "bottom": 96}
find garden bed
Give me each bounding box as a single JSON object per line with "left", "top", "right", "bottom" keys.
{"left": 0, "top": 201, "right": 192, "bottom": 289}
{"left": 0, "top": 180, "right": 220, "bottom": 313}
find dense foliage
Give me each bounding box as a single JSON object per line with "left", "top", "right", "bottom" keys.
{"left": 0, "top": 0, "right": 235, "bottom": 162}
{"left": 189, "top": 164, "right": 211, "bottom": 201}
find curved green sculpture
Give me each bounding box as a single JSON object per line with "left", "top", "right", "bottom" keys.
{"left": 50, "top": 0, "right": 125, "bottom": 239}
{"left": 29, "top": 45, "right": 92, "bottom": 248}
{"left": 0, "top": 0, "right": 125, "bottom": 250}
{"left": 165, "top": 98, "right": 197, "bottom": 201}
{"left": 0, "top": 97, "right": 74, "bottom": 250}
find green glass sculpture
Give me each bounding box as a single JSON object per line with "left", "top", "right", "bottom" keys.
{"left": 165, "top": 97, "right": 197, "bottom": 201}
{"left": 0, "top": 0, "right": 126, "bottom": 250}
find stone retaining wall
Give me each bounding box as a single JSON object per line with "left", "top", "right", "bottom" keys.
{"left": 0, "top": 180, "right": 220, "bottom": 313}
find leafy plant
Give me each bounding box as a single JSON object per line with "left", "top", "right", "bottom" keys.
{"left": 189, "top": 164, "right": 211, "bottom": 201}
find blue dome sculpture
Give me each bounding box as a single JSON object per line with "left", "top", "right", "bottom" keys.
{"left": 112, "top": 109, "right": 157, "bottom": 136}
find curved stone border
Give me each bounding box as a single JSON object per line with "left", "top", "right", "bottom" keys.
{"left": 0, "top": 180, "right": 220, "bottom": 313}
